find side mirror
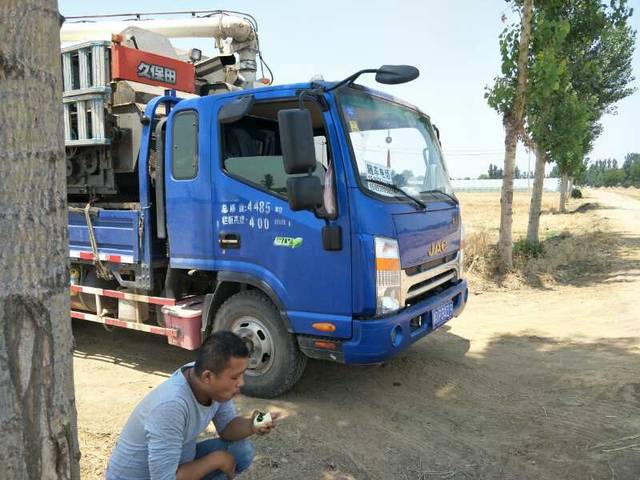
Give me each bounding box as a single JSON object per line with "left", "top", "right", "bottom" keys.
{"left": 375, "top": 65, "right": 420, "bottom": 85}
{"left": 286, "top": 176, "right": 323, "bottom": 211}
{"left": 278, "top": 109, "right": 317, "bottom": 174}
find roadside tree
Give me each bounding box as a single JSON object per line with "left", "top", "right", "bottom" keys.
{"left": 486, "top": 0, "right": 534, "bottom": 272}
{"left": 0, "top": 1, "right": 80, "bottom": 478}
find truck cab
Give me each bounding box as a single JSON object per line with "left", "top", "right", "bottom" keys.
{"left": 156, "top": 79, "right": 468, "bottom": 396}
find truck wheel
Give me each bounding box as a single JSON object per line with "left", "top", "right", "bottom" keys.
{"left": 213, "top": 290, "right": 306, "bottom": 398}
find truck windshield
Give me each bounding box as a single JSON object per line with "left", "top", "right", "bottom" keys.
{"left": 338, "top": 89, "right": 454, "bottom": 201}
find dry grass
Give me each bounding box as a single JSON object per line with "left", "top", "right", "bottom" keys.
{"left": 459, "top": 190, "right": 617, "bottom": 291}
{"left": 609, "top": 186, "right": 640, "bottom": 200}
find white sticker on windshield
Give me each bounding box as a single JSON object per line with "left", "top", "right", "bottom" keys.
{"left": 365, "top": 162, "right": 394, "bottom": 195}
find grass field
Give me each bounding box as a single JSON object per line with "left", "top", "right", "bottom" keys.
{"left": 457, "top": 190, "right": 619, "bottom": 291}
{"left": 610, "top": 186, "right": 640, "bottom": 200}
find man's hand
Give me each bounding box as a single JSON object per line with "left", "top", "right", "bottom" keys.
{"left": 251, "top": 410, "right": 281, "bottom": 436}
{"left": 220, "top": 411, "right": 282, "bottom": 442}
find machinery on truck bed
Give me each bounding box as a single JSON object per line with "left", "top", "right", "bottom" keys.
{"left": 62, "top": 10, "right": 468, "bottom": 398}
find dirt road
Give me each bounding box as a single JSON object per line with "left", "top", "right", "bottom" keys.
{"left": 74, "top": 190, "right": 640, "bottom": 479}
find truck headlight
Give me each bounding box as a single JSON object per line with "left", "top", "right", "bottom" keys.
{"left": 375, "top": 237, "right": 401, "bottom": 315}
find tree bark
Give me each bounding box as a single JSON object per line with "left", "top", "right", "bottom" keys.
{"left": 499, "top": 0, "right": 534, "bottom": 272}
{"left": 0, "top": 1, "right": 81, "bottom": 479}
{"left": 526, "top": 146, "right": 546, "bottom": 244}
{"left": 559, "top": 172, "right": 569, "bottom": 213}
{"left": 499, "top": 125, "right": 518, "bottom": 271}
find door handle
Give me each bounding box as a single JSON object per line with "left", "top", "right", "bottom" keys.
{"left": 219, "top": 233, "right": 241, "bottom": 249}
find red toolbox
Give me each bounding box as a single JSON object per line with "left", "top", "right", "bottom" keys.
{"left": 161, "top": 298, "right": 203, "bottom": 350}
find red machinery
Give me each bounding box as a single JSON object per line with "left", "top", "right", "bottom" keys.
{"left": 111, "top": 44, "right": 195, "bottom": 93}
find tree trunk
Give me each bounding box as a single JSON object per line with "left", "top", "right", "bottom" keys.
{"left": 526, "top": 146, "right": 546, "bottom": 243}
{"left": 499, "top": 125, "right": 518, "bottom": 271}
{"left": 0, "top": 1, "right": 81, "bottom": 479}
{"left": 559, "top": 172, "right": 569, "bottom": 213}
{"left": 498, "top": 0, "right": 534, "bottom": 273}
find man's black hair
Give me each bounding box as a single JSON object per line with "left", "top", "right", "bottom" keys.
{"left": 194, "top": 331, "right": 250, "bottom": 376}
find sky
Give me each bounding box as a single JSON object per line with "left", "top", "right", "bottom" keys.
{"left": 58, "top": 0, "right": 640, "bottom": 179}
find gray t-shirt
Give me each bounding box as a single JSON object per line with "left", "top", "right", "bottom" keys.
{"left": 106, "top": 362, "right": 237, "bottom": 480}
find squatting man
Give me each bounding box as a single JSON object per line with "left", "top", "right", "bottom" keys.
{"left": 106, "top": 331, "right": 279, "bottom": 479}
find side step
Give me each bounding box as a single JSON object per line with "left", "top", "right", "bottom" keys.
{"left": 70, "top": 284, "right": 176, "bottom": 306}
{"left": 71, "top": 310, "right": 177, "bottom": 338}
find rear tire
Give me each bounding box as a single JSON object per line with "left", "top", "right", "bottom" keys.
{"left": 213, "top": 290, "right": 306, "bottom": 398}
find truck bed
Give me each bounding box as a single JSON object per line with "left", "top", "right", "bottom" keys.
{"left": 68, "top": 206, "right": 141, "bottom": 264}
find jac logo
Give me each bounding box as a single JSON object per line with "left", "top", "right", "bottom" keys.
{"left": 137, "top": 62, "right": 177, "bottom": 85}
{"left": 428, "top": 240, "right": 448, "bottom": 256}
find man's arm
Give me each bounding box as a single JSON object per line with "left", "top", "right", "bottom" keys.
{"left": 219, "top": 415, "right": 254, "bottom": 442}
{"left": 145, "top": 401, "right": 188, "bottom": 480}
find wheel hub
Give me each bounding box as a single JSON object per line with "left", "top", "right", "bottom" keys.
{"left": 231, "top": 316, "right": 275, "bottom": 375}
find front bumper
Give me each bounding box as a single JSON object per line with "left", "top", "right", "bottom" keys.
{"left": 342, "top": 279, "right": 468, "bottom": 364}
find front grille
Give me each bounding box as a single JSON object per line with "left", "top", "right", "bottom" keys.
{"left": 406, "top": 269, "right": 457, "bottom": 296}
{"left": 405, "top": 276, "right": 457, "bottom": 308}
{"left": 405, "top": 252, "right": 458, "bottom": 276}
{"left": 400, "top": 253, "right": 460, "bottom": 306}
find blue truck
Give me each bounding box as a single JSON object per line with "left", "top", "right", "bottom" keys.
{"left": 63, "top": 27, "right": 467, "bottom": 397}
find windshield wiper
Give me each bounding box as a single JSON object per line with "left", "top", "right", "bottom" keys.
{"left": 366, "top": 179, "right": 426, "bottom": 210}
{"left": 419, "top": 189, "right": 459, "bottom": 205}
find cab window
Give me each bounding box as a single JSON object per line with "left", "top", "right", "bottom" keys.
{"left": 172, "top": 111, "right": 198, "bottom": 180}
{"left": 221, "top": 100, "right": 335, "bottom": 215}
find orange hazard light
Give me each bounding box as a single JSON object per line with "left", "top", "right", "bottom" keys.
{"left": 312, "top": 322, "right": 337, "bottom": 332}
{"left": 111, "top": 44, "right": 195, "bottom": 93}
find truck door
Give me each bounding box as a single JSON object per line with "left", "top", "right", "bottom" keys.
{"left": 164, "top": 102, "right": 217, "bottom": 266}
{"left": 213, "top": 95, "right": 352, "bottom": 338}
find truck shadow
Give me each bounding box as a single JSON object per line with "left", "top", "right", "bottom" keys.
{"left": 264, "top": 329, "right": 640, "bottom": 480}
{"left": 72, "top": 320, "right": 193, "bottom": 377}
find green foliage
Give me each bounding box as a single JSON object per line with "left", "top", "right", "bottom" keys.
{"left": 262, "top": 174, "right": 274, "bottom": 190}
{"left": 571, "top": 187, "right": 582, "bottom": 198}
{"left": 602, "top": 169, "right": 625, "bottom": 186}
{"left": 545, "top": 231, "right": 561, "bottom": 241}
{"left": 630, "top": 160, "right": 640, "bottom": 185}
{"left": 486, "top": 0, "right": 636, "bottom": 182}
{"left": 393, "top": 174, "right": 407, "bottom": 187}
{"left": 580, "top": 153, "right": 640, "bottom": 187}
{"left": 487, "top": 163, "right": 504, "bottom": 179}
{"left": 513, "top": 238, "right": 544, "bottom": 258}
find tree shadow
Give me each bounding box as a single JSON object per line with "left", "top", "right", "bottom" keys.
{"left": 540, "top": 202, "right": 621, "bottom": 217}
{"left": 567, "top": 202, "right": 616, "bottom": 213}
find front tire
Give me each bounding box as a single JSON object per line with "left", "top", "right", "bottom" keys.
{"left": 213, "top": 290, "right": 306, "bottom": 398}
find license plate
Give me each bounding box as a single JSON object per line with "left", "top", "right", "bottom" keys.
{"left": 432, "top": 301, "right": 454, "bottom": 329}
